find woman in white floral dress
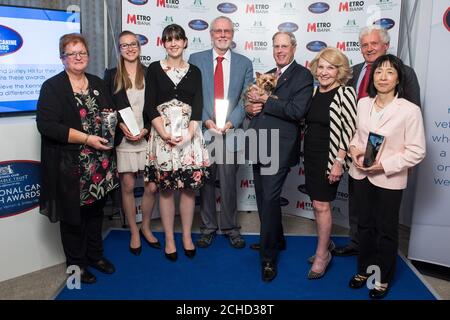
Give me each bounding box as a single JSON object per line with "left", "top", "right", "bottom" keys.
{"left": 144, "top": 24, "right": 210, "bottom": 261}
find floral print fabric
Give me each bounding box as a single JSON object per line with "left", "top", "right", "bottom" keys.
{"left": 76, "top": 90, "right": 119, "bottom": 206}
{"left": 144, "top": 99, "right": 210, "bottom": 190}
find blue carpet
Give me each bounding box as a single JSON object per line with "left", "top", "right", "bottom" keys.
{"left": 56, "top": 230, "right": 437, "bottom": 300}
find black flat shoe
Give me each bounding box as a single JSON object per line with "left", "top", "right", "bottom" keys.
{"left": 262, "top": 261, "right": 277, "bottom": 282}
{"left": 349, "top": 274, "right": 369, "bottom": 289}
{"left": 184, "top": 247, "right": 196, "bottom": 258}
{"left": 129, "top": 245, "right": 142, "bottom": 256}
{"left": 369, "top": 285, "right": 389, "bottom": 299}
{"left": 140, "top": 229, "right": 161, "bottom": 249}
{"left": 333, "top": 245, "right": 359, "bottom": 257}
{"left": 89, "top": 257, "right": 115, "bottom": 274}
{"left": 165, "top": 251, "right": 178, "bottom": 262}
{"left": 80, "top": 267, "right": 96, "bottom": 284}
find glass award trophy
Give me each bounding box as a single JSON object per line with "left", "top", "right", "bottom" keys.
{"left": 101, "top": 111, "right": 118, "bottom": 148}
{"left": 215, "top": 99, "right": 229, "bottom": 130}
{"left": 363, "top": 132, "right": 385, "bottom": 167}
{"left": 170, "top": 107, "right": 183, "bottom": 137}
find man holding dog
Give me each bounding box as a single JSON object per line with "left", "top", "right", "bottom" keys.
{"left": 245, "top": 31, "right": 313, "bottom": 282}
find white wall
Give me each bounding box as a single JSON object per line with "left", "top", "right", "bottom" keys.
{"left": 0, "top": 117, "right": 65, "bottom": 282}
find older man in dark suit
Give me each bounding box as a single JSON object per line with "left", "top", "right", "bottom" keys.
{"left": 245, "top": 31, "right": 313, "bottom": 282}
{"left": 333, "top": 25, "right": 421, "bottom": 257}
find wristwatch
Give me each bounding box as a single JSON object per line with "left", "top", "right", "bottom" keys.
{"left": 335, "top": 157, "right": 345, "bottom": 165}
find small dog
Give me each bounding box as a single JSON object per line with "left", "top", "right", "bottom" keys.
{"left": 243, "top": 72, "right": 278, "bottom": 104}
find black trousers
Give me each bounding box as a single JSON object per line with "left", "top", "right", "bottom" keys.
{"left": 60, "top": 197, "right": 107, "bottom": 268}
{"left": 253, "top": 164, "right": 290, "bottom": 264}
{"left": 353, "top": 178, "right": 403, "bottom": 284}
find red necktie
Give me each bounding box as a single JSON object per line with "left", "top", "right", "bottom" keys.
{"left": 214, "top": 56, "right": 225, "bottom": 100}
{"left": 357, "top": 64, "right": 372, "bottom": 100}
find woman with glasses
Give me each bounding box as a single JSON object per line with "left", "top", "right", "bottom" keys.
{"left": 36, "top": 33, "right": 118, "bottom": 284}
{"left": 144, "top": 24, "right": 210, "bottom": 261}
{"left": 104, "top": 31, "right": 160, "bottom": 256}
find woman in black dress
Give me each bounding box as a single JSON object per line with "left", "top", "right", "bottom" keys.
{"left": 304, "top": 47, "right": 357, "bottom": 279}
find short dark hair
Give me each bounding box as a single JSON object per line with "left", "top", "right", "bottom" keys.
{"left": 161, "top": 24, "right": 188, "bottom": 48}
{"left": 367, "top": 54, "right": 404, "bottom": 98}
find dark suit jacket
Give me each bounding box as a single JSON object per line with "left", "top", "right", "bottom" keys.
{"left": 248, "top": 61, "right": 313, "bottom": 168}
{"left": 103, "top": 67, "right": 151, "bottom": 146}
{"left": 36, "top": 71, "right": 114, "bottom": 225}
{"left": 348, "top": 62, "right": 421, "bottom": 107}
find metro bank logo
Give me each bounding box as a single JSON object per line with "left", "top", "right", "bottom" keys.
{"left": 156, "top": 0, "right": 180, "bottom": 8}
{"left": 246, "top": 4, "right": 270, "bottom": 14}
{"left": 339, "top": 1, "right": 365, "bottom": 12}
{"left": 245, "top": 41, "right": 268, "bottom": 51}
{"left": 307, "top": 22, "right": 331, "bottom": 32}
{"left": 0, "top": 25, "right": 24, "bottom": 57}
{"left": 336, "top": 41, "right": 360, "bottom": 52}
{"left": 127, "top": 14, "right": 151, "bottom": 26}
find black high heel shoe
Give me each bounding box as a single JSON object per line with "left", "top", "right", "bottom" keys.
{"left": 140, "top": 229, "right": 161, "bottom": 249}
{"left": 129, "top": 245, "right": 142, "bottom": 256}
{"left": 165, "top": 251, "right": 178, "bottom": 262}
{"left": 184, "top": 247, "right": 196, "bottom": 258}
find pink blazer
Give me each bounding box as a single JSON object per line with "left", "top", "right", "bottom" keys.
{"left": 349, "top": 96, "right": 426, "bottom": 190}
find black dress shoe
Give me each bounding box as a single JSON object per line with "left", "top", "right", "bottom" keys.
{"left": 349, "top": 274, "right": 369, "bottom": 289}
{"left": 165, "top": 251, "right": 178, "bottom": 261}
{"left": 140, "top": 229, "right": 161, "bottom": 249}
{"left": 80, "top": 267, "right": 97, "bottom": 284}
{"left": 89, "top": 258, "right": 115, "bottom": 274}
{"left": 369, "top": 286, "right": 389, "bottom": 299}
{"left": 333, "top": 245, "right": 359, "bottom": 257}
{"left": 129, "top": 245, "right": 142, "bottom": 256}
{"left": 184, "top": 247, "right": 196, "bottom": 258}
{"left": 262, "top": 262, "right": 277, "bottom": 282}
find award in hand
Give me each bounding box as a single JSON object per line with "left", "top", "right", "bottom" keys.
{"left": 170, "top": 106, "right": 183, "bottom": 137}
{"left": 363, "top": 132, "right": 385, "bottom": 167}
{"left": 101, "top": 110, "right": 118, "bottom": 148}
{"left": 215, "top": 99, "right": 229, "bottom": 130}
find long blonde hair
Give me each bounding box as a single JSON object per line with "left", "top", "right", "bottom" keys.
{"left": 114, "top": 31, "right": 145, "bottom": 94}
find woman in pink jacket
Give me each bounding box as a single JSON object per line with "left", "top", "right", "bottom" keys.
{"left": 347, "top": 54, "right": 425, "bottom": 299}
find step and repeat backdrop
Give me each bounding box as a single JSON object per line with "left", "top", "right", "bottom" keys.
{"left": 122, "top": 0, "right": 402, "bottom": 227}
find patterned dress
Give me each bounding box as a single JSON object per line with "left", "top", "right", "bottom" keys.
{"left": 76, "top": 90, "right": 119, "bottom": 205}
{"left": 144, "top": 61, "right": 210, "bottom": 190}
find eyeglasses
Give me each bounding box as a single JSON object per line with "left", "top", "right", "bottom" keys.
{"left": 273, "top": 45, "right": 292, "bottom": 50}
{"left": 64, "top": 51, "right": 89, "bottom": 59}
{"left": 119, "top": 42, "right": 139, "bottom": 50}
{"left": 211, "top": 29, "right": 233, "bottom": 35}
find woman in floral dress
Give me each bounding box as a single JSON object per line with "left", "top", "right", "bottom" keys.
{"left": 36, "top": 33, "right": 119, "bottom": 284}
{"left": 144, "top": 24, "right": 210, "bottom": 261}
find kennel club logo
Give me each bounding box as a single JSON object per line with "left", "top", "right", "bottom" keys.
{"left": 308, "top": 2, "right": 330, "bottom": 14}
{"left": 217, "top": 2, "right": 238, "bottom": 14}
{"left": 0, "top": 161, "right": 40, "bottom": 219}
{"left": 128, "top": 0, "right": 148, "bottom": 5}
{"left": 0, "top": 25, "right": 24, "bottom": 56}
